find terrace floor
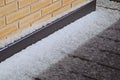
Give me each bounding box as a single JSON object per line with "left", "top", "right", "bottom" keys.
{"left": 35, "top": 1, "right": 120, "bottom": 80}
{"left": 35, "top": 19, "right": 120, "bottom": 80}
{"left": 0, "top": 0, "right": 120, "bottom": 80}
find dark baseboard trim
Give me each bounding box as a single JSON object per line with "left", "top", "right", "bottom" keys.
{"left": 0, "top": 0, "right": 96, "bottom": 62}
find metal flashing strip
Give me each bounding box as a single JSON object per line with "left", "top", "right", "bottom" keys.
{"left": 0, "top": 0, "right": 96, "bottom": 62}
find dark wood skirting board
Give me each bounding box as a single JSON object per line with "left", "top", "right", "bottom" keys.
{"left": 0, "top": 0, "right": 96, "bottom": 62}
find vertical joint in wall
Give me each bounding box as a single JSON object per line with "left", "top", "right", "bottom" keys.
{"left": 17, "top": 1, "right": 19, "bottom": 10}
{"left": 5, "top": 16, "right": 7, "bottom": 26}
{"left": 4, "top": 0, "right": 5, "bottom": 5}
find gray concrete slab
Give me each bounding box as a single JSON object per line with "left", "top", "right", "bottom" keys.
{"left": 34, "top": 19, "right": 120, "bottom": 80}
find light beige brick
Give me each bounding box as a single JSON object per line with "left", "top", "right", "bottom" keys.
{"left": 19, "top": 24, "right": 30, "bottom": 30}
{"left": 5, "top": 0, "right": 15, "bottom": 4}
{"left": 0, "top": 22, "right": 18, "bottom": 38}
{"left": 42, "top": 0, "right": 61, "bottom": 16}
{"left": 53, "top": 0, "right": 58, "bottom": 2}
{"left": 6, "top": 24, "right": 30, "bottom": 39}
{"left": 0, "top": 2, "right": 17, "bottom": 17}
{"left": 19, "top": 11, "right": 41, "bottom": 27}
{"left": 6, "top": 7, "right": 30, "bottom": 24}
{"left": 62, "top": 0, "right": 73, "bottom": 6}
{"left": 19, "top": 0, "right": 37, "bottom": 8}
{"left": 0, "top": 37, "right": 6, "bottom": 43}
{"left": 53, "top": 4, "right": 71, "bottom": 16}
{"left": 0, "top": 17, "right": 5, "bottom": 28}
{"left": 32, "top": 14, "right": 52, "bottom": 26}
{"left": 0, "top": 0, "right": 4, "bottom": 7}
{"left": 31, "top": 0, "right": 52, "bottom": 12}
{"left": 72, "top": 0, "right": 86, "bottom": 7}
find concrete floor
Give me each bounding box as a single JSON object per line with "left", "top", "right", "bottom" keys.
{"left": 0, "top": 0, "right": 120, "bottom": 80}
{"left": 34, "top": 1, "right": 120, "bottom": 80}
{"left": 35, "top": 18, "right": 120, "bottom": 80}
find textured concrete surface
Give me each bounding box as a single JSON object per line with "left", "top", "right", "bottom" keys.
{"left": 97, "top": 0, "right": 120, "bottom": 11}
{"left": 35, "top": 19, "right": 120, "bottom": 80}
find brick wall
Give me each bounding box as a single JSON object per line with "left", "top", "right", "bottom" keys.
{"left": 0, "top": 0, "right": 86, "bottom": 43}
